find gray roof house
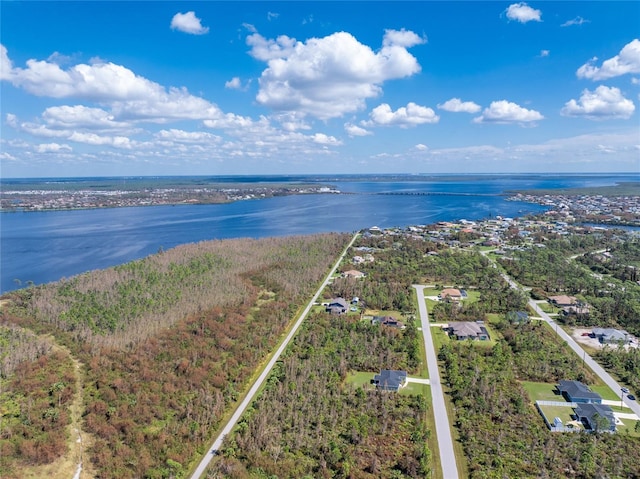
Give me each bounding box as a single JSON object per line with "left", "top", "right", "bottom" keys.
{"left": 326, "top": 298, "right": 348, "bottom": 315}
{"left": 575, "top": 403, "right": 616, "bottom": 433}
{"left": 447, "top": 322, "right": 490, "bottom": 341}
{"left": 371, "top": 316, "right": 406, "bottom": 329}
{"left": 557, "top": 380, "right": 602, "bottom": 404}
{"left": 591, "top": 328, "right": 630, "bottom": 344}
{"left": 373, "top": 370, "right": 407, "bottom": 392}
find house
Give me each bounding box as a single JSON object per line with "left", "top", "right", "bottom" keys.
{"left": 574, "top": 403, "right": 616, "bottom": 433}
{"left": 343, "top": 270, "right": 366, "bottom": 279}
{"left": 563, "top": 303, "right": 590, "bottom": 316}
{"left": 371, "top": 316, "right": 406, "bottom": 329}
{"left": 439, "top": 288, "right": 462, "bottom": 302}
{"left": 557, "top": 380, "right": 602, "bottom": 404}
{"left": 447, "top": 322, "right": 490, "bottom": 341}
{"left": 507, "top": 310, "right": 529, "bottom": 324}
{"left": 373, "top": 370, "right": 407, "bottom": 391}
{"left": 591, "top": 328, "right": 630, "bottom": 345}
{"left": 352, "top": 255, "right": 365, "bottom": 264}
{"left": 548, "top": 295, "right": 577, "bottom": 307}
{"left": 326, "top": 298, "right": 348, "bottom": 315}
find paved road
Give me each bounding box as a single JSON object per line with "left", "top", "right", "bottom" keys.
{"left": 413, "top": 285, "right": 460, "bottom": 479}
{"left": 190, "top": 233, "right": 359, "bottom": 479}
{"left": 527, "top": 299, "right": 640, "bottom": 417}
{"left": 497, "top": 269, "right": 640, "bottom": 418}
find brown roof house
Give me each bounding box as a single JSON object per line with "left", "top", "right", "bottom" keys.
{"left": 548, "top": 295, "right": 577, "bottom": 307}
{"left": 439, "top": 288, "right": 462, "bottom": 303}
{"left": 447, "top": 322, "right": 490, "bottom": 341}
{"left": 342, "top": 270, "right": 366, "bottom": 279}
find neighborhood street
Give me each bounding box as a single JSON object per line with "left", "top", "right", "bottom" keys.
{"left": 413, "top": 285, "right": 460, "bottom": 479}
{"left": 528, "top": 299, "right": 640, "bottom": 418}
{"left": 190, "top": 233, "right": 359, "bottom": 479}
{"left": 498, "top": 270, "right": 640, "bottom": 418}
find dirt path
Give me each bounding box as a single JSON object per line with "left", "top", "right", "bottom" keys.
{"left": 22, "top": 339, "right": 97, "bottom": 479}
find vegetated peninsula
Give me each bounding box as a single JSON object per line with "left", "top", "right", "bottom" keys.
{"left": 2, "top": 211, "right": 640, "bottom": 478}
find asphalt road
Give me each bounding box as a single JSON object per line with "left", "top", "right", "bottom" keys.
{"left": 527, "top": 299, "right": 640, "bottom": 418}
{"left": 190, "top": 232, "right": 359, "bottom": 479}
{"left": 499, "top": 270, "right": 640, "bottom": 418}
{"left": 413, "top": 285, "right": 460, "bottom": 479}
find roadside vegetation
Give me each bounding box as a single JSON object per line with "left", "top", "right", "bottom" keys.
{"left": 1, "top": 233, "right": 350, "bottom": 478}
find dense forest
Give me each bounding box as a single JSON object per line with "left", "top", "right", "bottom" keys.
{"left": 207, "top": 312, "right": 428, "bottom": 478}
{"left": 498, "top": 234, "right": 640, "bottom": 336}
{"left": 1, "top": 233, "right": 350, "bottom": 478}
{"left": 439, "top": 337, "right": 640, "bottom": 478}
{"left": 0, "top": 326, "right": 76, "bottom": 472}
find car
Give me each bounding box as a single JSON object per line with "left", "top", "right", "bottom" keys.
{"left": 621, "top": 387, "right": 629, "bottom": 393}
{"left": 627, "top": 394, "right": 636, "bottom": 401}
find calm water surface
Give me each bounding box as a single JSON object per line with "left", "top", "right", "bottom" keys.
{"left": 1, "top": 174, "right": 635, "bottom": 293}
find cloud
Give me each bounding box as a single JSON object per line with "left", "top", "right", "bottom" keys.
{"left": 170, "top": 12, "right": 209, "bottom": 35}
{"left": 561, "top": 16, "right": 589, "bottom": 27}
{"left": 437, "top": 98, "right": 481, "bottom": 113}
{"left": 474, "top": 100, "right": 544, "bottom": 124}
{"left": 1, "top": 46, "right": 231, "bottom": 123}
{"left": 561, "top": 85, "right": 635, "bottom": 120}
{"left": 312, "top": 133, "right": 342, "bottom": 146}
{"left": 577, "top": 39, "right": 640, "bottom": 80}
{"left": 35, "top": 142, "right": 72, "bottom": 153}
{"left": 248, "top": 30, "right": 425, "bottom": 119}
{"left": 267, "top": 12, "right": 279, "bottom": 21}
{"left": 539, "top": 50, "right": 550, "bottom": 57}
{"left": 415, "top": 144, "right": 428, "bottom": 151}
{"left": 366, "top": 102, "right": 439, "bottom": 127}
{"left": 68, "top": 132, "right": 133, "bottom": 148}
{"left": 344, "top": 123, "right": 372, "bottom": 137}
{"left": 225, "top": 77, "right": 242, "bottom": 89}
{"left": 41, "top": 105, "right": 132, "bottom": 130}
{"left": 504, "top": 3, "right": 542, "bottom": 23}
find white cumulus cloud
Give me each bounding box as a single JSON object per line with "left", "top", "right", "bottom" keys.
{"left": 561, "top": 86, "right": 635, "bottom": 120}
{"left": 437, "top": 98, "right": 481, "bottom": 113}
{"left": 248, "top": 30, "right": 425, "bottom": 119}
{"left": 367, "top": 102, "right": 439, "bottom": 127}
{"left": 505, "top": 3, "right": 542, "bottom": 23}
{"left": 577, "top": 39, "right": 640, "bottom": 80}
{"left": 344, "top": 123, "right": 372, "bottom": 137}
{"left": 474, "top": 100, "right": 544, "bottom": 124}
{"left": 35, "top": 142, "right": 72, "bottom": 153}
{"left": 312, "top": 133, "right": 342, "bottom": 146}
{"left": 42, "top": 105, "right": 132, "bottom": 130}
{"left": 170, "top": 11, "right": 209, "bottom": 35}
{"left": 225, "top": 77, "right": 242, "bottom": 89}
{"left": 415, "top": 144, "right": 428, "bottom": 151}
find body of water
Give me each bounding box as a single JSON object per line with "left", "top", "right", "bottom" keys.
{"left": 1, "top": 174, "right": 636, "bottom": 293}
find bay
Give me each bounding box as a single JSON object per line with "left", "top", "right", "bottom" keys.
{"left": 1, "top": 174, "right": 635, "bottom": 293}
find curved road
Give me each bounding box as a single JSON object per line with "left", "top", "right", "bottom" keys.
{"left": 413, "top": 285, "right": 460, "bottom": 479}
{"left": 190, "top": 232, "right": 359, "bottom": 479}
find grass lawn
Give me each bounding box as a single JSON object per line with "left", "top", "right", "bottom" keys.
{"left": 536, "top": 302, "right": 560, "bottom": 314}
{"left": 463, "top": 290, "right": 481, "bottom": 304}
{"left": 591, "top": 384, "right": 625, "bottom": 402}
{"left": 400, "top": 381, "right": 429, "bottom": 396}
{"left": 538, "top": 404, "right": 581, "bottom": 428}
{"left": 521, "top": 381, "right": 562, "bottom": 402}
{"left": 344, "top": 371, "right": 376, "bottom": 390}
{"left": 615, "top": 418, "right": 640, "bottom": 437}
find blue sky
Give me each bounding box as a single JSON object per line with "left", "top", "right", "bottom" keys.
{"left": 1, "top": 1, "right": 639, "bottom": 177}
